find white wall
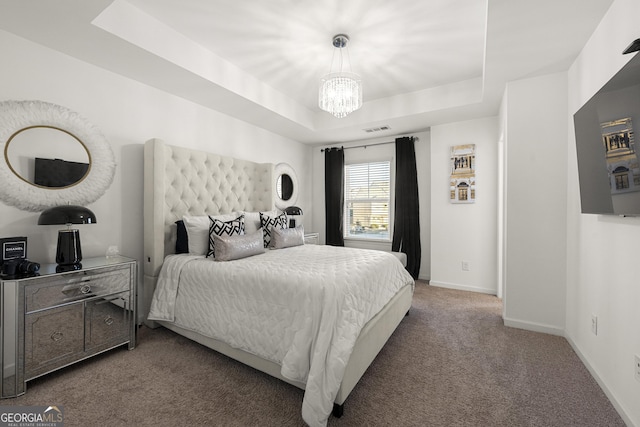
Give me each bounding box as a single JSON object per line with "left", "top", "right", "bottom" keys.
{"left": 4, "top": 4, "right": 639, "bottom": 423}
{"left": 311, "top": 130, "right": 431, "bottom": 280}
{"left": 501, "top": 72, "right": 569, "bottom": 335}
{"left": 430, "top": 117, "right": 498, "bottom": 294}
{"left": 565, "top": 0, "right": 640, "bottom": 425}
{"left": 0, "top": 30, "right": 312, "bottom": 318}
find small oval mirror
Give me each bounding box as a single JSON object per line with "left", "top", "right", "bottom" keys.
{"left": 277, "top": 173, "right": 293, "bottom": 201}
{"left": 274, "top": 163, "right": 298, "bottom": 210}
{"left": 5, "top": 126, "right": 90, "bottom": 188}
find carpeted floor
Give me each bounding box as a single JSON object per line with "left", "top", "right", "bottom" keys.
{"left": 3, "top": 282, "right": 625, "bottom": 426}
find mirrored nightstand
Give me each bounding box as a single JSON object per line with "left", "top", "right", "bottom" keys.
{"left": 0, "top": 256, "right": 136, "bottom": 398}
{"left": 304, "top": 232, "right": 319, "bottom": 245}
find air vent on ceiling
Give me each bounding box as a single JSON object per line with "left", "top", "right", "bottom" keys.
{"left": 363, "top": 126, "right": 390, "bottom": 133}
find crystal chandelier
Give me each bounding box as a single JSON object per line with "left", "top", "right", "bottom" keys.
{"left": 319, "top": 34, "right": 363, "bottom": 118}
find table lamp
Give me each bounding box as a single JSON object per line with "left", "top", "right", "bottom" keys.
{"left": 284, "top": 206, "right": 303, "bottom": 228}
{"left": 38, "top": 205, "right": 96, "bottom": 269}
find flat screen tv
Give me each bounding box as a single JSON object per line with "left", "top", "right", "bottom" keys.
{"left": 33, "top": 157, "right": 89, "bottom": 188}
{"left": 574, "top": 52, "right": 640, "bottom": 215}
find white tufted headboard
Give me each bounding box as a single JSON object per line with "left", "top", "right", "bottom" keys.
{"left": 142, "top": 139, "right": 274, "bottom": 323}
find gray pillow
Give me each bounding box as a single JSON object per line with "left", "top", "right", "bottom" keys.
{"left": 271, "top": 225, "right": 304, "bottom": 249}
{"left": 213, "top": 229, "right": 264, "bottom": 261}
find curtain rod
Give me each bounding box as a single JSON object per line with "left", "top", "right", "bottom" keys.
{"left": 320, "top": 136, "right": 417, "bottom": 152}
{"left": 320, "top": 141, "right": 390, "bottom": 152}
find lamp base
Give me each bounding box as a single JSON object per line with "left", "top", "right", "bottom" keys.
{"left": 56, "top": 229, "right": 82, "bottom": 266}
{"left": 56, "top": 263, "right": 83, "bottom": 273}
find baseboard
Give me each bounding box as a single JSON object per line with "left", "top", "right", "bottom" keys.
{"left": 502, "top": 316, "right": 564, "bottom": 337}
{"left": 564, "top": 335, "right": 635, "bottom": 427}
{"left": 429, "top": 280, "right": 496, "bottom": 295}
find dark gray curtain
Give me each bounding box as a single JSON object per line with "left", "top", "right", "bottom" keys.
{"left": 392, "top": 137, "right": 421, "bottom": 278}
{"left": 324, "top": 147, "right": 344, "bottom": 246}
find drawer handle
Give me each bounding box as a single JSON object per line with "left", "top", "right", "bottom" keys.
{"left": 80, "top": 284, "right": 91, "bottom": 294}
{"left": 104, "top": 316, "right": 114, "bottom": 326}
{"left": 50, "top": 331, "right": 64, "bottom": 342}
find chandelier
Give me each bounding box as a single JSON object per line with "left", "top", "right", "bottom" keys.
{"left": 319, "top": 34, "right": 363, "bottom": 118}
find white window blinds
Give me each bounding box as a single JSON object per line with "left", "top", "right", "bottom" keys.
{"left": 344, "top": 161, "right": 391, "bottom": 240}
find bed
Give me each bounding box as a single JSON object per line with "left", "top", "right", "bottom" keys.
{"left": 142, "top": 139, "right": 414, "bottom": 426}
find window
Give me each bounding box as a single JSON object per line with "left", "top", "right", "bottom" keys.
{"left": 344, "top": 161, "right": 391, "bottom": 240}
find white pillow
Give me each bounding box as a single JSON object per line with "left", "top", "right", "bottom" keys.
{"left": 183, "top": 213, "right": 238, "bottom": 255}
{"left": 242, "top": 210, "right": 277, "bottom": 235}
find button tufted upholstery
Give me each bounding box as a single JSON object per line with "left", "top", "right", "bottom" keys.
{"left": 143, "top": 139, "right": 274, "bottom": 318}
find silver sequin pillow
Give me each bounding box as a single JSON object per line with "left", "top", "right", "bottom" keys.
{"left": 213, "top": 229, "right": 265, "bottom": 261}
{"left": 271, "top": 226, "right": 304, "bottom": 249}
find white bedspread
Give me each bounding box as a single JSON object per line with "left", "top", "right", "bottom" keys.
{"left": 148, "top": 244, "right": 414, "bottom": 427}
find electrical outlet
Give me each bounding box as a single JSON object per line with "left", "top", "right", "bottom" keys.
{"left": 635, "top": 355, "right": 640, "bottom": 382}
{"left": 591, "top": 315, "right": 598, "bottom": 336}
{"left": 461, "top": 261, "right": 470, "bottom": 271}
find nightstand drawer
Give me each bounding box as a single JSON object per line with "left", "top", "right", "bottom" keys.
{"left": 25, "top": 304, "right": 85, "bottom": 378}
{"left": 85, "top": 292, "right": 132, "bottom": 352}
{"left": 25, "top": 266, "right": 130, "bottom": 313}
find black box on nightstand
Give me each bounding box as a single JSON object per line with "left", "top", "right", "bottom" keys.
{"left": 0, "top": 236, "right": 40, "bottom": 277}
{"left": 1, "top": 236, "right": 27, "bottom": 262}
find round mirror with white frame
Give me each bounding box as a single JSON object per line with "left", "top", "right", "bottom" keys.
{"left": 274, "top": 162, "right": 298, "bottom": 210}
{"left": 0, "top": 100, "right": 115, "bottom": 212}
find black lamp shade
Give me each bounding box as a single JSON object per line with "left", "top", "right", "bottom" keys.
{"left": 38, "top": 205, "right": 96, "bottom": 266}
{"left": 38, "top": 205, "right": 97, "bottom": 225}
{"left": 283, "top": 206, "right": 303, "bottom": 216}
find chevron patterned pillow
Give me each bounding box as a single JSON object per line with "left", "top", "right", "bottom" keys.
{"left": 207, "top": 214, "right": 245, "bottom": 258}
{"left": 259, "top": 211, "right": 288, "bottom": 248}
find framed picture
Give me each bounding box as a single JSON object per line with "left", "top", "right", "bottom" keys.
{"left": 450, "top": 144, "right": 476, "bottom": 203}
{"left": 600, "top": 118, "right": 640, "bottom": 194}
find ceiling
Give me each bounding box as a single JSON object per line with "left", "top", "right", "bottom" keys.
{"left": 0, "top": 0, "right": 614, "bottom": 144}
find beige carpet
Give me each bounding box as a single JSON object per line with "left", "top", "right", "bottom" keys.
{"left": 3, "top": 282, "right": 625, "bottom": 426}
